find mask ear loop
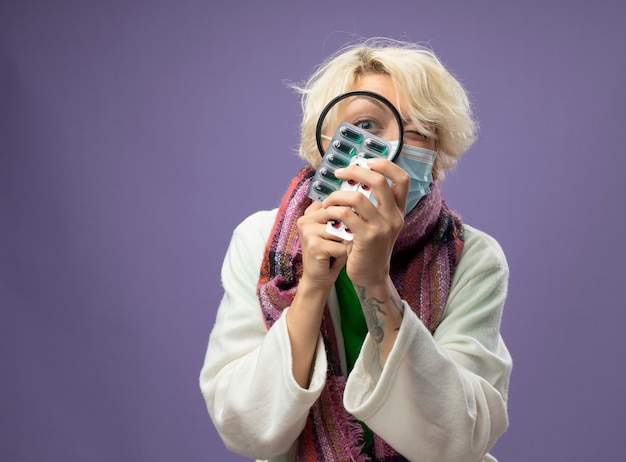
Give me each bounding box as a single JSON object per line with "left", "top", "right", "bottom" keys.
{"left": 314, "top": 90, "right": 405, "bottom": 162}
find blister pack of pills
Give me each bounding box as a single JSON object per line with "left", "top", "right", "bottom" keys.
{"left": 307, "top": 122, "right": 393, "bottom": 241}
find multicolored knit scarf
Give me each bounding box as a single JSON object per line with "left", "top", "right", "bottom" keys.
{"left": 257, "top": 166, "right": 464, "bottom": 461}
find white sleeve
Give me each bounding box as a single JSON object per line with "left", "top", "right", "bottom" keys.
{"left": 344, "top": 225, "right": 512, "bottom": 462}
{"left": 199, "top": 210, "right": 327, "bottom": 459}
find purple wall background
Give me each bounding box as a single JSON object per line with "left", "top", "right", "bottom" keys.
{"left": 1, "top": 1, "right": 624, "bottom": 460}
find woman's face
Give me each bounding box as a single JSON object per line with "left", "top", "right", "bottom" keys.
{"left": 347, "top": 73, "right": 437, "bottom": 150}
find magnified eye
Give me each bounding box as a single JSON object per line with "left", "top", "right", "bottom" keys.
{"left": 355, "top": 119, "right": 380, "bottom": 131}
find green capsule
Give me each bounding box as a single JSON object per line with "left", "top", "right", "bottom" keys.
{"left": 340, "top": 125, "right": 363, "bottom": 143}
{"left": 364, "top": 138, "right": 388, "bottom": 155}
{"left": 319, "top": 167, "right": 340, "bottom": 184}
{"left": 326, "top": 152, "right": 350, "bottom": 167}
{"left": 311, "top": 181, "right": 336, "bottom": 196}
{"left": 332, "top": 140, "right": 356, "bottom": 156}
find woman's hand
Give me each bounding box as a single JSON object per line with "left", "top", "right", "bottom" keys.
{"left": 322, "top": 158, "right": 409, "bottom": 287}
{"left": 296, "top": 201, "right": 349, "bottom": 291}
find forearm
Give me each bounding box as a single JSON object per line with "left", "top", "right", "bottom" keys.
{"left": 285, "top": 277, "right": 332, "bottom": 388}
{"left": 353, "top": 275, "right": 404, "bottom": 367}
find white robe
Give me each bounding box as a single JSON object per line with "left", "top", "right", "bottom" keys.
{"left": 200, "top": 209, "right": 512, "bottom": 462}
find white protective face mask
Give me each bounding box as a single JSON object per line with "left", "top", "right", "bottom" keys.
{"left": 389, "top": 141, "right": 437, "bottom": 214}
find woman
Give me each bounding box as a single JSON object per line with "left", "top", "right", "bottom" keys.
{"left": 200, "top": 38, "right": 512, "bottom": 462}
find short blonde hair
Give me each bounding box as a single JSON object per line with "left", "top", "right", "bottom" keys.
{"left": 293, "top": 38, "right": 477, "bottom": 180}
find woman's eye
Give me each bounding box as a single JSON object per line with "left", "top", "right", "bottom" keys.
{"left": 356, "top": 120, "right": 377, "bottom": 131}
{"left": 406, "top": 130, "right": 428, "bottom": 141}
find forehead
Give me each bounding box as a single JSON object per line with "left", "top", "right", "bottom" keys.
{"left": 350, "top": 73, "right": 401, "bottom": 111}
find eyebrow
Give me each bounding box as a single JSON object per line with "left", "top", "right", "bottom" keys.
{"left": 343, "top": 95, "right": 391, "bottom": 114}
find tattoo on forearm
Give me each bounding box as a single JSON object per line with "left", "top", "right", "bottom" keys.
{"left": 355, "top": 284, "right": 386, "bottom": 344}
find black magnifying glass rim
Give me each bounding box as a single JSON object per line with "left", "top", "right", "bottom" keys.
{"left": 315, "top": 90, "right": 405, "bottom": 161}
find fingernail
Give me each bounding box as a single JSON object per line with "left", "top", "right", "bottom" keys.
{"left": 366, "top": 158, "right": 378, "bottom": 166}
{"left": 334, "top": 168, "right": 345, "bottom": 175}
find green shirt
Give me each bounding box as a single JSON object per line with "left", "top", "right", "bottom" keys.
{"left": 335, "top": 266, "right": 374, "bottom": 453}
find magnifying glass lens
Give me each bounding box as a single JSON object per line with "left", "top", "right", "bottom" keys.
{"left": 320, "top": 93, "right": 401, "bottom": 151}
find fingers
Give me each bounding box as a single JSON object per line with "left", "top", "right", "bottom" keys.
{"left": 325, "top": 158, "right": 409, "bottom": 216}
{"left": 365, "top": 158, "right": 410, "bottom": 197}
{"left": 302, "top": 201, "right": 347, "bottom": 242}
{"left": 297, "top": 202, "right": 347, "bottom": 287}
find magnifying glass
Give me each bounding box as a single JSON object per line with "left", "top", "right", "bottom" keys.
{"left": 308, "top": 90, "right": 405, "bottom": 240}
{"left": 315, "top": 90, "right": 404, "bottom": 161}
